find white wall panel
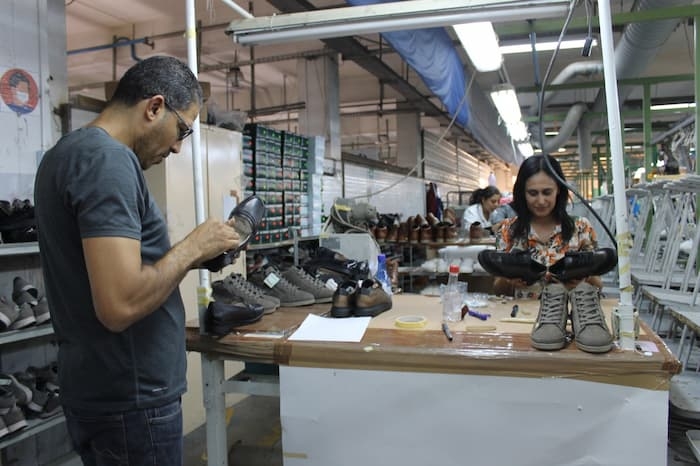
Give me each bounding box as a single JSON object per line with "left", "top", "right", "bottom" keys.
{"left": 423, "top": 131, "right": 485, "bottom": 197}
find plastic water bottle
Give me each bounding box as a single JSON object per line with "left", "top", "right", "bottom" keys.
{"left": 375, "top": 254, "right": 393, "bottom": 296}
{"left": 442, "top": 264, "right": 462, "bottom": 322}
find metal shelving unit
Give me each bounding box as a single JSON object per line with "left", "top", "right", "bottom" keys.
{"left": 0, "top": 243, "right": 40, "bottom": 257}
{"left": 0, "top": 414, "right": 64, "bottom": 450}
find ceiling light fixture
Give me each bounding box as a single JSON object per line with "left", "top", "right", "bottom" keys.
{"left": 453, "top": 22, "right": 502, "bottom": 72}
{"left": 650, "top": 102, "right": 696, "bottom": 111}
{"left": 490, "top": 84, "right": 522, "bottom": 125}
{"left": 517, "top": 142, "right": 534, "bottom": 158}
{"left": 506, "top": 121, "right": 529, "bottom": 141}
{"left": 226, "top": 0, "right": 570, "bottom": 46}
{"left": 500, "top": 38, "right": 598, "bottom": 55}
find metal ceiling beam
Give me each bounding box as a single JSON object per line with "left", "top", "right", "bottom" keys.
{"left": 516, "top": 73, "right": 694, "bottom": 94}
{"left": 228, "top": 0, "right": 568, "bottom": 45}
{"left": 265, "top": 0, "right": 502, "bottom": 165}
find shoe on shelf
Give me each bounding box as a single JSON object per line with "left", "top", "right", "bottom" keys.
{"left": 13, "top": 372, "right": 46, "bottom": 414}
{"left": 354, "top": 279, "right": 392, "bottom": 317}
{"left": 9, "top": 303, "right": 36, "bottom": 330}
{"left": 248, "top": 267, "right": 315, "bottom": 307}
{"left": 39, "top": 390, "right": 62, "bottom": 419}
{"left": 530, "top": 283, "right": 569, "bottom": 351}
{"left": 0, "top": 387, "right": 16, "bottom": 416}
{"left": 0, "top": 298, "right": 19, "bottom": 331}
{"left": 32, "top": 297, "right": 51, "bottom": 325}
{"left": 281, "top": 266, "right": 335, "bottom": 304}
{"left": 330, "top": 281, "right": 358, "bottom": 318}
{"left": 0, "top": 374, "right": 32, "bottom": 407}
{"left": 477, "top": 249, "right": 546, "bottom": 284}
{"left": 548, "top": 248, "right": 617, "bottom": 283}
{"left": 12, "top": 277, "right": 39, "bottom": 303}
{"left": 28, "top": 362, "right": 59, "bottom": 393}
{"left": 569, "top": 282, "right": 613, "bottom": 353}
{"left": 1, "top": 404, "right": 27, "bottom": 433}
{"left": 212, "top": 274, "right": 280, "bottom": 314}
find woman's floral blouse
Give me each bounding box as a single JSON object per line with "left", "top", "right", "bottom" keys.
{"left": 497, "top": 216, "right": 598, "bottom": 267}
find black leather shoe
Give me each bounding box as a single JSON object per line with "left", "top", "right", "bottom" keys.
{"left": 201, "top": 195, "right": 266, "bottom": 272}
{"left": 204, "top": 300, "right": 264, "bottom": 337}
{"left": 548, "top": 248, "right": 617, "bottom": 282}
{"left": 477, "top": 249, "right": 546, "bottom": 285}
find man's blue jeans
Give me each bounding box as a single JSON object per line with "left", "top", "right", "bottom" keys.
{"left": 64, "top": 398, "right": 183, "bottom": 466}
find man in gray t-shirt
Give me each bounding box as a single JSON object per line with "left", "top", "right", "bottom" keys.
{"left": 34, "top": 56, "right": 240, "bottom": 466}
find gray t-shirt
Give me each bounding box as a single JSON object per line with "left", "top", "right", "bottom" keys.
{"left": 34, "top": 126, "right": 186, "bottom": 412}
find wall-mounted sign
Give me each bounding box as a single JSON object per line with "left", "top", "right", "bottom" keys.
{"left": 0, "top": 68, "right": 39, "bottom": 115}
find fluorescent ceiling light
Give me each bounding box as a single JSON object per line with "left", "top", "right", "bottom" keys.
{"left": 506, "top": 121, "right": 529, "bottom": 141}
{"left": 517, "top": 142, "right": 534, "bottom": 157}
{"left": 453, "top": 22, "right": 502, "bottom": 72}
{"left": 557, "top": 147, "right": 567, "bottom": 153}
{"left": 490, "top": 84, "right": 522, "bottom": 125}
{"left": 650, "top": 102, "right": 696, "bottom": 111}
{"left": 545, "top": 131, "right": 559, "bottom": 136}
{"left": 226, "top": 0, "right": 570, "bottom": 46}
{"left": 500, "top": 38, "right": 597, "bottom": 55}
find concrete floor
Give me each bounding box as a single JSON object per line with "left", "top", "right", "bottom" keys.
{"left": 183, "top": 300, "right": 700, "bottom": 466}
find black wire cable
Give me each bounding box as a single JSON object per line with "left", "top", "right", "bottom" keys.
{"left": 536, "top": 0, "right": 618, "bottom": 250}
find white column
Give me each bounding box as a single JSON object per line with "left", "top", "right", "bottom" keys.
{"left": 298, "top": 54, "right": 341, "bottom": 161}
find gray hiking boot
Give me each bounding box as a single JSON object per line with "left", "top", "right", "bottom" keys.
{"left": 212, "top": 274, "right": 280, "bottom": 315}
{"left": 248, "top": 267, "right": 315, "bottom": 307}
{"left": 9, "top": 303, "right": 36, "bottom": 330}
{"left": 569, "top": 282, "right": 613, "bottom": 353}
{"left": 281, "top": 266, "right": 335, "bottom": 304}
{"left": 530, "top": 283, "right": 569, "bottom": 351}
{"left": 0, "top": 297, "right": 19, "bottom": 331}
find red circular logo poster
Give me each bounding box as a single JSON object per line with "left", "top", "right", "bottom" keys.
{"left": 0, "top": 68, "right": 39, "bottom": 115}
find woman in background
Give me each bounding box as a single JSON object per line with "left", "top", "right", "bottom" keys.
{"left": 462, "top": 186, "right": 501, "bottom": 237}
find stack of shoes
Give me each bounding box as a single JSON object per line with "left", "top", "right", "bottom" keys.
{"left": 0, "top": 387, "right": 27, "bottom": 437}
{"left": 212, "top": 273, "right": 280, "bottom": 314}
{"left": 280, "top": 266, "right": 335, "bottom": 304}
{"left": 0, "top": 199, "right": 37, "bottom": 243}
{"left": 0, "top": 366, "right": 62, "bottom": 433}
{"left": 330, "top": 279, "right": 392, "bottom": 318}
{"left": 12, "top": 277, "right": 51, "bottom": 326}
{"left": 530, "top": 282, "right": 613, "bottom": 353}
{"left": 247, "top": 266, "right": 315, "bottom": 307}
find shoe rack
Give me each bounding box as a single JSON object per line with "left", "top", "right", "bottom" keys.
{"left": 0, "top": 242, "right": 74, "bottom": 464}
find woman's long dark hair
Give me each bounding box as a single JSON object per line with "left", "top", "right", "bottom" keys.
{"left": 510, "top": 155, "right": 575, "bottom": 242}
{"left": 469, "top": 186, "right": 500, "bottom": 205}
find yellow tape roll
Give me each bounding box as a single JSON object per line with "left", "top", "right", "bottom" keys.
{"left": 394, "top": 315, "right": 428, "bottom": 329}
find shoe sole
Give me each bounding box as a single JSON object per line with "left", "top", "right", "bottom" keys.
{"left": 330, "top": 306, "right": 353, "bottom": 318}
{"left": 313, "top": 296, "right": 333, "bottom": 304}
{"left": 575, "top": 341, "right": 613, "bottom": 353}
{"left": 354, "top": 302, "right": 392, "bottom": 317}
{"left": 530, "top": 339, "right": 566, "bottom": 351}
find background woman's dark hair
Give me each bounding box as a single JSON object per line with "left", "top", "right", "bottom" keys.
{"left": 510, "top": 155, "right": 574, "bottom": 242}
{"left": 469, "top": 185, "right": 500, "bottom": 205}
{"left": 108, "top": 56, "right": 203, "bottom": 111}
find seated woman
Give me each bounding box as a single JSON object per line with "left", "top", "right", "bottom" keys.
{"left": 462, "top": 186, "right": 500, "bottom": 238}
{"left": 493, "top": 155, "right": 613, "bottom": 354}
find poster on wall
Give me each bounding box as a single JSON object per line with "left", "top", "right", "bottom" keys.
{"left": 0, "top": 66, "right": 42, "bottom": 202}
{"left": 0, "top": 68, "right": 39, "bottom": 116}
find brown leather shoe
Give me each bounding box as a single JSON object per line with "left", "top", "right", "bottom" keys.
{"left": 397, "top": 221, "right": 409, "bottom": 244}
{"left": 354, "top": 279, "right": 392, "bottom": 317}
{"left": 386, "top": 224, "right": 398, "bottom": 243}
{"left": 330, "top": 281, "right": 358, "bottom": 318}
{"left": 375, "top": 225, "right": 388, "bottom": 243}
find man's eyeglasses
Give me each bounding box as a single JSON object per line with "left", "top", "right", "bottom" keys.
{"left": 164, "top": 101, "right": 193, "bottom": 141}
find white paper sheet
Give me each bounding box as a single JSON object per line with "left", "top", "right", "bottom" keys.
{"left": 288, "top": 314, "right": 370, "bottom": 342}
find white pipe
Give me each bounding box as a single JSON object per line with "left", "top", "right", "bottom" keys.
{"left": 598, "top": 0, "right": 635, "bottom": 351}
{"left": 220, "top": 0, "right": 254, "bottom": 19}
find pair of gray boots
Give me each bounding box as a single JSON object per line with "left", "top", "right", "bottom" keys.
{"left": 531, "top": 282, "right": 613, "bottom": 353}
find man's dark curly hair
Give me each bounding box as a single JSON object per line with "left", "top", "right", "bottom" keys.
{"left": 109, "top": 56, "right": 203, "bottom": 111}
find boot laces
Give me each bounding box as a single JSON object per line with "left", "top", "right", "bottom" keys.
{"left": 539, "top": 287, "right": 567, "bottom": 325}
{"left": 230, "top": 274, "right": 264, "bottom": 298}
{"left": 571, "top": 288, "right": 605, "bottom": 327}
{"left": 292, "top": 267, "right": 327, "bottom": 291}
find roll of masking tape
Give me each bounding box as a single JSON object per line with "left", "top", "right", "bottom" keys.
{"left": 394, "top": 315, "right": 428, "bottom": 329}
